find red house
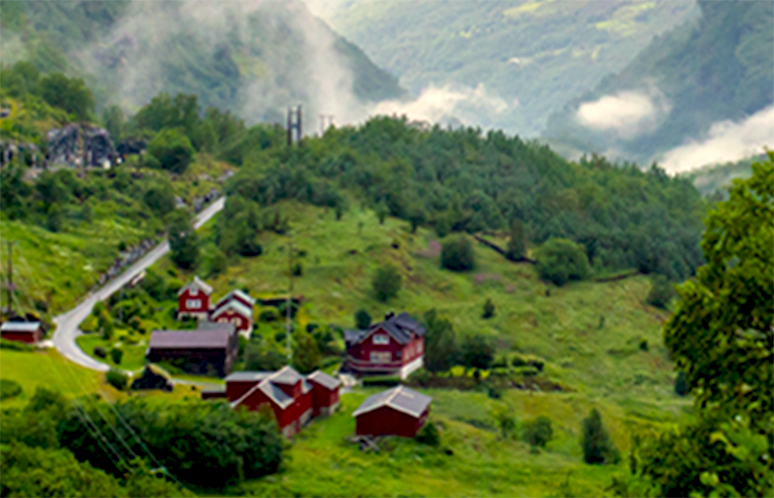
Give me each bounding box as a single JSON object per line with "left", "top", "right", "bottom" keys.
{"left": 0, "top": 321, "right": 43, "bottom": 344}
{"left": 344, "top": 312, "right": 426, "bottom": 379}
{"left": 177, "top": 276, "right": 213, "bottom": 320}
{"left": 224, "top": 366, "right": 341, "bottom": 438}
{"left": 353, "top": 385, "right": 432, "bottom": 437}
{"left": 213, "top": 289, "right": 255, "bottom": 312}
{"left": 210, "top": 299, "right": 253, "bottom": 335}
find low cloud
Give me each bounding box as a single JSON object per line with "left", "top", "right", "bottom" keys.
{"left": 577, "top": 90, "right": 668, "bottom": 139}
{"left": 660, "top": 105, "right": 774, "bottom": 173}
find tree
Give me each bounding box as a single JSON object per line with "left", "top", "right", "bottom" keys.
{"left": 293, "top": 332, "right": 321, "bottom": 374}
{"left": 110, "top": 348, "right": 123, "bottom": 365}
{"left": 491, "top": 404, "right": 516, "bottom": 439}
{"left": 407, "top": 204, "right": 426, "bottom": 233}
{"left": 354, "top": 309, "right": 371, "bottom": 330}
{"left": 143, "top": 184, "right": 176, "bottom": 217}
{"left": 482, "top": 298, "right": 495, "bottom": 319}
{"left": 506, "top": 219, "right": 526, "bottom": 261}
{"left": 372, "top": 264, "right": 402, "bottom": 302}
{"left": 645, "top": 274, "right": 676, "bottom": 309}
{"left": 168, "top": 211, "right": 199, "bottom": 270}
{"left": 461, "top": 335, "right": 494, "bottom": 371}
{"left": 620, "top": 154, "right": 773, "bottom": 497}
{"left": 415, "top": 422, "right": 440, "bottom": 446}
{"left": 101, "top": 105, "right": 125, "bottom": 142}
{"left": 106, "top": 368, "right": 128, "bottom": 390}
{"left": 523, "top": 416, "right": 553, "bottom": 448}
{"left": 39, "top": 73, "right": 95, "bottom": 121}
{"left": 243, "top": 342, "right": 286, "bottom": 371}
{"left": 536, "top": 238, "right": 589, "bottom": 286}
{"left": 674, "top": 371, "right": 687, "bottom": 396}
{"left": 209, "top": 248, "right": 228, "bottom": 277}
{"left": 147, "top": 128, "right": 195, "bottom": 174}
{"left": 441, "top": 236, "right": 475, "bottom": 272}
{"left": 423, "top": 309, "right": 459, "bottom": 374}
{"left": 581, "top": 408, "right": 619, "bottom": 464}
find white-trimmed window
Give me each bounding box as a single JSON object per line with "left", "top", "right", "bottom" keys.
{"left": 186, "top": 299, "right": 201, "bottom": 309}
{"left": 190, "top": 288, "right": 199, "bottom": 296}
{"left": 370, "top": 352, "right": 391, "bottom": 363}
{"left": 417, "top": 341, "right": 423, "bottom": 353}
{"left": 372, "top": 334, "right": 389, "bottom": 345}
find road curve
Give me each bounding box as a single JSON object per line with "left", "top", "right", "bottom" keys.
{"left": 52, "top": 197, "right": 225, "bottom": 373}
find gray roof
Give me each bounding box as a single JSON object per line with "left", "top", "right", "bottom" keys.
{"left": 215, "top": 289, "right": 256, "bottom": 308}
{"left": 272, "top": 365, "right": 303, "bottom": 385}
{"left": 225, "top": 371, "right": 273, "bottom": 382}
{"left": 231, "top": 366, "right": 299, "bottom": 410}
{"left": 352, "top": 385, "right": 432, "bottom": 418}
{"left": 352, "top": 312, "right": 426, "bottom": 346}
{"left": 197, "top": 322, "right": 237, "bottom": 335}
{"left": 344, "top": 329, "right": 366, "bottom": 344}
{"left": 307, "top": 370, "right": 341, "bottom": 391}
{"left": 258, "top": 382, "right": 294, "bottom": 408}
{"left": 177, "top": 276, "right": 213, "bottom": 296}
{"left": 148, "top": 330, "right": 231, "bottom": 349}
{"left": 1, "top": 321, "right": 41, "bottom": 332}
{"left": 211, "top": 299, "right": 253, "bottom": 320}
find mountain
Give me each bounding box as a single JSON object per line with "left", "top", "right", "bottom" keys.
{"left": 543, "top": 0, "right": 774, "bottom": 170}
{"left": 307, "top": 0, "right": 699, "bottom": 136}
{"left": 0, "top": 0, "right": 404, "bottom": 124}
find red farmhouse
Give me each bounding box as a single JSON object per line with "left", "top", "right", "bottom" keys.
{"left": 214, "top": 289, "right": 255, "bottom": 312}
{"left": 353, "top": 385, "right": 432, "bottom": 437}
{"left": 225, "top": 366, "right": 341, "bottom": 438}
{"left": 344, "top": 312, "right": 425, "bottom": 379}
{"left": 211, "top": 298, "right": 253, "bottom": 335}
{"left": 177, "top": 276, "right": 213, "bottom": 321}
{"left": 0, "top": 321, "right": 43, "bottom": 344}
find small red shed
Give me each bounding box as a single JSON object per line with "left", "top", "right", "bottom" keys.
{"left": 0, "top": 321, "right": 43, "bottom": 344}
{"left": 353, "top": 385, "right": 432, "bottom": 438}
{"left": 307, "top": 370, "right": 342, "bottom": 417}
{"left": 177, "top": 276, "right": 213, "bottom": 321}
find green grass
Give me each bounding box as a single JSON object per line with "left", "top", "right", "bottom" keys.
{"left": 76, "top": 333, "right": 149, "bottom": 372}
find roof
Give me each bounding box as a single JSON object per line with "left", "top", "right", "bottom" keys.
{"left": 197, "top": 322, "right": 237, "bottom": 335}
{"left": 307, "top": 370, "right": 341, "bottom": 391}
{"left": 210, "top": 300, "right": 253, "bottom": 320}
{"left": 148, "top": 330, "right": 232, "bottom": 350}
{"left": 352, "top": 312, "right": 426, "bottom": 346}
{"left": 1, "top": 321, "right": 41, "bottom": 332}
{"left": 352, "top": 385, "right": 432, "bottom": 419}
{"left": 231, "top": 366, "right": 301, "bottom": 410}
{"left": 344, "top": 329, "right": 366, "bottom": 344}
{"left": 215, "top": 289, "right": 256, "bottom": 308}
{"left": 271, "top": 365, "right": 303, "bottom": 385}
{"left": 225, "top": 371, "right": 273, "bottom": 382}
{"left": 177, "top": 276, "right": 213, "bottom": 297}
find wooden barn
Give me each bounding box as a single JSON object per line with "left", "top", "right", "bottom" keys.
{"left": 344, "top": 312, "right": 426, "bottom": 379}
{"left": 145, "top": 323, "right": 238, "bottom": 377}
{"left": 0, "top": 321, "right": 43, "bottom": 344}
{"left": 353, "top": 385, "right": 432, "bottom": 438}
{"left": 177, "top": 276, "right": 213, "bottom": 321}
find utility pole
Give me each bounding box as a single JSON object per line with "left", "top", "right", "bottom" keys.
{"left": 287, "top": 105, "right": 303, "bottom": 146}
{"left": 286, "top": 236, "right": 293, "bottom": 362}
{"left": 6, "top": 241, "right": 14, "bottom": 317}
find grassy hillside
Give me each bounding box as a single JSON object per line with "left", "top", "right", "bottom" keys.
{"left": 543, "top": 0, "right": 774, "bottom": 163}
{"left": 321, "top": 0, "right": 698, "bottom": 136}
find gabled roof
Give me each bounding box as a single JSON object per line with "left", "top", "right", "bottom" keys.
{"left": 210, "top": 300, "right": 253, "bottom": 320}
{"left": 271, "top": 365, "right": 303, "bottom": 385}
{"left": 215, "top": 289, "right": 256, "bottom": 309}
{"left": 1, "top": 321, "right": 41, "bottom": 332}
{"left": 344, "top": 329, "right": 367, "bottom": 345}
{"left": 231, "top": 366, "right": 302, "bottom": 411}
{"left": 225, "top": 371, "right": 273, "bottom": 383}
{"left": 352, "top": 385, "right": 432, "bottom": 419}
{"left": 177, "top": 276, "right": 213, "bottom": 296}
{"left": 148, "top": 330, "right": 231, "bottom": 349}
{"left": 307, "top": 370, "right": 341, "bottom": 391}
{"left": 351, "top": 312, "right": 426, "bottom": 346}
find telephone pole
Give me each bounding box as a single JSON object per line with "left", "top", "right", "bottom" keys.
{"left": 6, "top": 241, "right": 15, "bottom": 317}
{"left": 287, "top": 106, "right": 303, "bottom": 146}
{"left": 286, "top": 237, "right": 293, "bottom": 362}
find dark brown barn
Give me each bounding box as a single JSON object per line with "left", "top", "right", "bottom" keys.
{"left": 145, "top": 323, "right": 237, "bottom": 377}
{"left": 353, "top": 385, "right": 431, "bottom": 437}
{"left": 1, "top": 321, "right": 43, "bottom": 344}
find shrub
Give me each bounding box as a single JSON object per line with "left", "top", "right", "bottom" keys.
{"left": 361, "top": 376, "right": 401, "bottom": 387}
{"left": 646, "top": 274, "right": 676, "bottom": 309}
{"left": 259, "top": 309, "right": 278, "bottom": 322}
{"left": 354, "top": 309, "right": 371, "bottom": 329}
{"left": 461, "top": 335, "right": 494, "bottom": 371}
{"left": 523, "top": 416, "right": 553, "bottom": 448}
{"left": 506, "top": 219, "right": 526, "bottom": 261}
{"left": 536, "top": 238, "right": 589, "bottom": 286}
{"left": 292, "top": 262, "right": 303, "bottom": 276}
{"left": 372, "top": 264, "right": 402, "bottom": 302}
{"left": 93, "top": 346, "right": 107, "bottom": 358}
{"left": 147, "top": 128, "right": 194, "bottom": 174}
{"left": 244, "top": 342, "right": 286, "bottom": 371}
{"left": 0, "top": 338, "right": 35, "bottom": 351}
{"left": 209, "top": 248, "right": 228, "bottom": 277}
{"left": 415, "top": 422, "right": 440, "bottom": 446}
{"left": 441, "top": 236, "right": 475, "bottom": 272}
{"left": 674, "top": 371, "right": 687, "bottom": 396}
{"left": 0, "top": 379, "right": 22, "bottom": 400}
{"left": 482, "top": 298, "right": 495, "bottom": 319}
{"left": 106, "top": 368, "right": 128, "bottom": 391}
{"left": 110, "top": 348, "right": 123, "bottom": 365}
{"left": 581, "top": 408, "right": 620, "bottom": 464}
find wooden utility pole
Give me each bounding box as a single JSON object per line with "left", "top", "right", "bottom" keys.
{"left": 287, "top": 106, "right": 303, "bottom": 146}
{"left": 6, "top": 241, "right": 14, "bottom": 316}
{"left": 286, "top": 237, "right": 293, "bottom": 362}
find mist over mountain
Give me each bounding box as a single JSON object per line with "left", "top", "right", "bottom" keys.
{"left": 306, "top": 0, "right": 699, "bottom": 136}
{"left": 543, "top": 0, "right": 774, "bottom": 171}
{"left": 0, "top": 0, "right": 404, "bottom": 125}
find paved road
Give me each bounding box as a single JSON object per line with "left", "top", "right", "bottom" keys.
{"left": 52, "top": 198, "right": 225, "bottom": 375}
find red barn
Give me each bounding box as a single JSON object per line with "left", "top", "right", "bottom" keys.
{"left": 344, "top": 312, "right": 426, "bottom": 379}
{"left": 0, "top": 321, "right": 43, "bottom": 344}
{"left": 145, "top": 324, "right": 238, "bottom": 377}
{"left": 210, "top": 299, "right": 253, "bottom": 335}
{"left": 177, "top": 276, "right": 213, "bottom": 321}
{"left": 353, "top": 385, "right": 432, "bottom": 437}
{"left": 226, "top": 367, "right": 341, "bottom": 438}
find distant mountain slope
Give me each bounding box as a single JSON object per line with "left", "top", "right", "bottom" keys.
{"left": 543, "top": 0, "right": 774, "bottom": 168}
{"left": 312, "top": 0, "right": 698, "bottom": 136}
{"left": 0, "top": 0, "right": 404, "bottom": 124}
{"left": 686, "top": 154, "right": 763, "bottom": 197}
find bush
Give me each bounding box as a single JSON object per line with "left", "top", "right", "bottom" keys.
{"left": 415, "top": 422, "right": 440, "bottom": 446}
{"left": 106, "top": 368, "right": 128, "bottom": 391}
{"left": 506, "top": 219, "right": 526, "bottom": 261}
{"left": 441, "top": 236, "right": 475, "bottom": 272}
{"left": 243, "top": 342, "right": 286, "bottom": 371}
{"left": 674, "top": 371, "right": 687, "bottom": 396}
{"left": 523, "top": 416, "right": 553, "bottom": 448}
{"left": 646, "top": 274, "right": 676, "bottom": 309}
{"left": 259, "top": 309, "right": 278, "bottom": 322}
{"left": 292, "top": 262, "right": 303, "bottom": 276}
{"left": 0, "top": 338, "right": 35, "bottom": 351}
{"left": 0, "top": 379, "right": 22, "bottom": 400}
{"left": 372, "top": 264, "right": 402, "bottom": 302}
{"left": 461, "top": 335, "right": 494, "bottom": 371}
{"left": 93, "top": 346, "right": 107, "bottom": 359}
{"left": 581, "top": 408, "right": 620, "bottom": 464}
{"left": 482, "top": 298, "right": 495, "bottom": 319}
{"left": 354, "top": 309, "right": 371, "bottom": 329}
{"left": 110, "top": 348, "right": 123, "bottom": 365}
{"left": 536, "top": 238, "right": 590, "bottom": 286}
{"left": 361, "top": 376, "right": 401, "bottom": 387}
{"left": 147, "top": 128, "right": 195, "bottom": 174}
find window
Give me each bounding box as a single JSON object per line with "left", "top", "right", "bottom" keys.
{"left": 190, "top": 288, "right": 199, "bottom": 296}
{"left": 370, "top": 352, "right": 392, "bottom": 363}
{"left": 417, "top": 342, "right": 423, "bottom": 353}
{"left": 186, "top": 299, "right": 201, "bottom": 309}
{"left": 372, "top": 334, "right": 389, "bottom": 345}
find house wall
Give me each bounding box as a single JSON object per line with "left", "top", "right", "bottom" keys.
{"left": 355, "top": 406, "right": 429, "bottom": 438}
{"left": 146, "top": 348, "right": 229, "bottom": 377}
{"left": 310, "top": 382, "right": 340, "bottom": 417}
{"left": 226, "top": 380, "right": 261, "bottom": 402}
{"left": 347, "top": 327, "right": 425, "bottom": 376}
{"left": 1, "top": 330, "right": 41, "bottom": 343}
{"left": 177, "top": 288, "right": 210, "bottom": 319}
{"left": 212, "top": 308, "right": 252, "bottom": 332}
{"left": 238, "top": 386, "right": 314, "bottom": 438}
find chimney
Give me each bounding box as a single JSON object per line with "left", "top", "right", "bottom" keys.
{"left": 384, "top": 311, "right": 395, "bottom": 320}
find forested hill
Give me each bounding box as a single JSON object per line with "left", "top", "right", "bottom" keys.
{"left": 312, "top": 0, "right": 698, "bottom": 136}
{"left": 0, "top": 0, "right": 403, "bottom": 122}
{"left": 543, "top": 0, "right": 774, "bottom": 165}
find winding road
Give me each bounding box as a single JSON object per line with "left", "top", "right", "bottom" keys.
{"left": 52, "top": 197, "right": 225, "bottom": 376}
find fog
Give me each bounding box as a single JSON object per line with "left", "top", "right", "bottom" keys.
{"left": 576, "top": 89, "right": 669, "bottom": 139}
